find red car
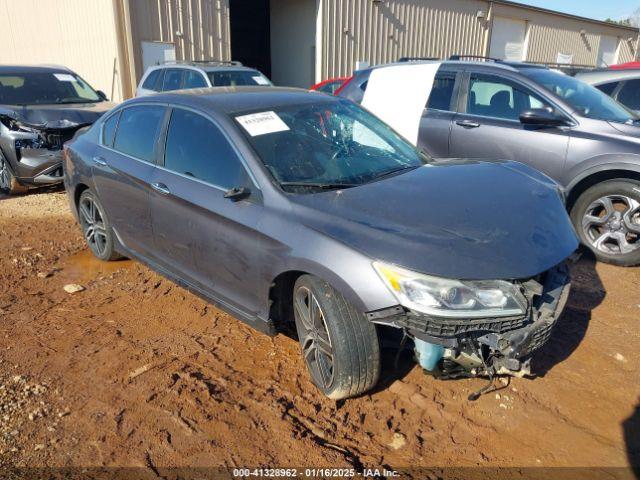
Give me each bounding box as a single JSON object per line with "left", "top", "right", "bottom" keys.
{"left": 610, "top": 61, "right": 640, "bottom": 70}
{"left": 309, "top": 77, "right": 350, "bottom": 95}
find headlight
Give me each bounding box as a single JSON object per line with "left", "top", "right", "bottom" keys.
{"left": 373, "top": 261, "right": 526, "bottom": 318}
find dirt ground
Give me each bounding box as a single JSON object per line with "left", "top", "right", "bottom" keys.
{"left": 0, "top": 189, "right": 639, "bottom": 478}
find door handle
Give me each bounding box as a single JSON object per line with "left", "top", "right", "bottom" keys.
{"left": 151, "top": 182, "right": 171, "bottom": 195}
{"left": 455, "top": 120, "right": 480, "bottom": 128}
{"left": 92, "top": 155, "right": 107, "bottom": 166}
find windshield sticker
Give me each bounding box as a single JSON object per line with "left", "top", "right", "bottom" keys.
{"left": 54, "top": 73, "right": 77, "bottom": 82}
{"left": 252, "top": 76, "right": 270, "bottom": 85}
{"left": 236, "top": 111, "right": 289, "bottom": 136}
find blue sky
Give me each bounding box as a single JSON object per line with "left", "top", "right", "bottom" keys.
{"left": 517, "top": 0, "right": 639, "bottom": 21}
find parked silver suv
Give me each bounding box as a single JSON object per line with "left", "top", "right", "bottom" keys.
{"left": 339, "top": 59, "right": 640, "bottom": 266}
{"left": 136, "top": 61, "right": 272, "bottom": 97}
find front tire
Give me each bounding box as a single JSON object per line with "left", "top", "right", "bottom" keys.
{"left": 0, "top": 150, "right": 28, "bottom": 195}
{"left": 78, "top": 190, "right": 121, "bottom": 261}
{"left": 292, "top": 275, "right": 380, "bottom": 399}
{"left": 570, "top": 179, "right": 640, "bottom": 266}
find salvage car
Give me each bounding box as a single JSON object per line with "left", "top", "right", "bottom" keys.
{"left": 63, "top": 87, "right": 578, "bottom": 399}
{"left": 0, "top": 65, "right": 113, "bottom": 194}
{"left": 338, "top": 59, "right": 640, "bottom": 266}
{"left": 575, "top": 68, "right": 640, "bottom": 114}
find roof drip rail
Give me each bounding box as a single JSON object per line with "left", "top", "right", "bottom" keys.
{"left": 449, "top": 54, "right": 501, "bottom": 62}
{"left": 398, "top": 56, "right": 440, "bottom": 62}
{"left": 162, "top": 59, "right": 243, "bottom": 67}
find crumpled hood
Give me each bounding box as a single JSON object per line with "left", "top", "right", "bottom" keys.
{"left": 290, "top": 160, "right": 579, "bottom": 280}
{"left": 0, "top": 101, "right": 114, "bottom": 129}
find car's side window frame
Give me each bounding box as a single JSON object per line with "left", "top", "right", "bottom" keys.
{"left": 100, "top": 103, "right": 169, "bottom": 165}
{"left": 425, "top": 69, "right": 462, "bottom": 113}
{"left": 157, "top": 104, "right": 261, "bottom": 194}
{"left": 100, "top": 109, "right": 122, "bottom": 148}
{"left": 459, "top": 70, "right": 575, "bottom": 125}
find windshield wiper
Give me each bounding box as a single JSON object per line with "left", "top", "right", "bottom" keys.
{"left": 280, "top": 182, "right": 359, "bottom": 190}
{"left": 368, "top": 165, "right": 421, "bottom": 182}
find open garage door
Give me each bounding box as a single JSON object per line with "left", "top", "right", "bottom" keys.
{"left": 490, "top": 17, "right": 527, "bottom": 61}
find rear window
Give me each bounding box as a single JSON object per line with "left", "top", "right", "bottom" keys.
{"left": 113, "top": 105, "right": 165, "bottom": 162}
{"left": 207, "top": 70, "right": 272, "bottom": 87}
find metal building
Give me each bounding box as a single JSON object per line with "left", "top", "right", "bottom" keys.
{"left": 0, "top": 0, "right": 638, "bottom": 101}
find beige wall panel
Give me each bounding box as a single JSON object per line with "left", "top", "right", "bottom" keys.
{"left": 320, "top": 0, "right": 488, "bottom": 79}
{"left": 127, "top": 0, "right": 231, "bottom": 82}
{"left": 0, "top": 0, "right": 123, "bottom": 101}
{"left": 492, "top": 3, "right": 638, "bottom": 66}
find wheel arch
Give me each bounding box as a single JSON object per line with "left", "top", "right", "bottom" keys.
{"left": 266, "top": 259, "right": 394, "bottom": 332}
{"left": 566, "top": 165, "right": 640, "bottom": 211}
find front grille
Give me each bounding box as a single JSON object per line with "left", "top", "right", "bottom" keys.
{"left": 402, "top": 312, "right": 529, "bottom": 337}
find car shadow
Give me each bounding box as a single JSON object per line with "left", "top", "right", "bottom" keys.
{"left": 531, "top": 251, "right": 605, "bottom": 377}
{"left": 623, "top": 402, "right": 640, "bottom": 479}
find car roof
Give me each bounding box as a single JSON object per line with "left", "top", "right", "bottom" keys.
{"left": 359, "top": 59, "right": 548, "bottom": 75}
{"left": 147, "top": 63, "right": 259, "bottom": 73}
{"left": 127, "top": 86, "right": 337, "bottom": 114}
{"left": 0, "top": 65, "right": 72, "bottom": 74}
{"left": 575, "top": 68, "right": 640, "bottom": 85}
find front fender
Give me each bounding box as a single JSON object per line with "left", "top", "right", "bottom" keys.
{"left": 566, "top": 155, "right": 640, "bottom": 192}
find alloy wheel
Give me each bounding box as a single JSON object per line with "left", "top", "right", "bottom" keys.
{"left": 0, "top": 154, "right": 10, "bottom": 191}
{"left": 79, "top": 196, "right": 109, "bottom": 257}
{"left": 582, "top": 194, "right": 640, "bottom": 255}
{"left": 293, "top": 286, "right": 335, "bottom": 390}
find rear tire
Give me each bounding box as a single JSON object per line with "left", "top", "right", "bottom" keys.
{"left": 292, "top": 275, "right": 380, "bottom": 399}
{"left": 0, "top": 151, "right": 28, "bottom": 195}
{"left": 78, "top": 190, "right": 122, "bottom": 261}
{"left": 570, "top": 179, "right": 640, "bottom": 266}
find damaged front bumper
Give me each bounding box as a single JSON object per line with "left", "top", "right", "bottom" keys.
{"left": 0, "top": 114, "right": 85, "bottom": 186}
{"left": 369, "top": 262, "right": 571, "bottom": 378}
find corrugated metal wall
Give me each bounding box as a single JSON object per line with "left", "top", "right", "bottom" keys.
{"left": 319, "top": 0, "right": 639, "bottom": 79}
{"left": 320, "top": 0, "right": 488, "bottom": 78}
{"left": 493, "top": 2, "right": 637, "bottom": 66}
{"left": 0, "top": 0, "right": 123, "bottom": 101}
{"left": 126, "top": 0, "right": 231, "bottom": 83}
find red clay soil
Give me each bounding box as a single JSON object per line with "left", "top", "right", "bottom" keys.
{"left": 0, "top": 190, "right": 638, "bottom": 477}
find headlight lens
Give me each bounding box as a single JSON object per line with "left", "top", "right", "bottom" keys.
{"left": 373, "top": 261, "right": 526, "bottom": 318}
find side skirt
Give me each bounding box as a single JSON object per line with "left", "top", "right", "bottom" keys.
{"left": 112, "top": 232, "right": 276, "bottom": 337}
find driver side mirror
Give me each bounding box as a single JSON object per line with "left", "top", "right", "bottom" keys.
{"left": 519, "top": 108, "right": 567, "bottom": 127}
{"left": 97, "top": 90, "right": 108, "bottom": 101}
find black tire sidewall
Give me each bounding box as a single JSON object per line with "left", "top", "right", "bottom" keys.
{"left": 78, "top": 190, "right": 119, "bottom": 261}
{"left": 293, "top": 275, "right": 380, "bottom": 399}
{"left": 570, "top": 179, "right": 640, "bottom": 267}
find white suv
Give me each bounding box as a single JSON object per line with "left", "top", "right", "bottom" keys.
{"left": 136, "top": 61, "right": 273, "bottom": 97}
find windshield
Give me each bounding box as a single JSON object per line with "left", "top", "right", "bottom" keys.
{"left": 234, "top": 100, "right": 427, "bottom": 192}
{"left": 0, "top": 72, "right": 102, "bottom": 105}
{"left": 522, "top": 68, "right": 636, "bottom": 123}
{"left": 207, "top": 70, "right": 272, "bottom": 87}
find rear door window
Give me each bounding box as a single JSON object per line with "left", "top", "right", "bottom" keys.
{"left": 616, "top": 79, "right": 640, "bottom": 110}
{"left": 164, "top": 108, "right": 247, "bottom": 189}
{"left": 426, "top": 72, "right": 456, "bottom": 111}
{"left": 113, "top": 105, "right": 166, "bottom": 162}
{"left": 183, "top": 70, "right": 208, "bottom": 89}
{"left": 595, "top": 81, "right": 620, "bottom": 97}
{"left": 142, "top": 70, "right": 161, "bottom": 90}
{"left": 162, "top": 69, "right": 184, "bottom": 91}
